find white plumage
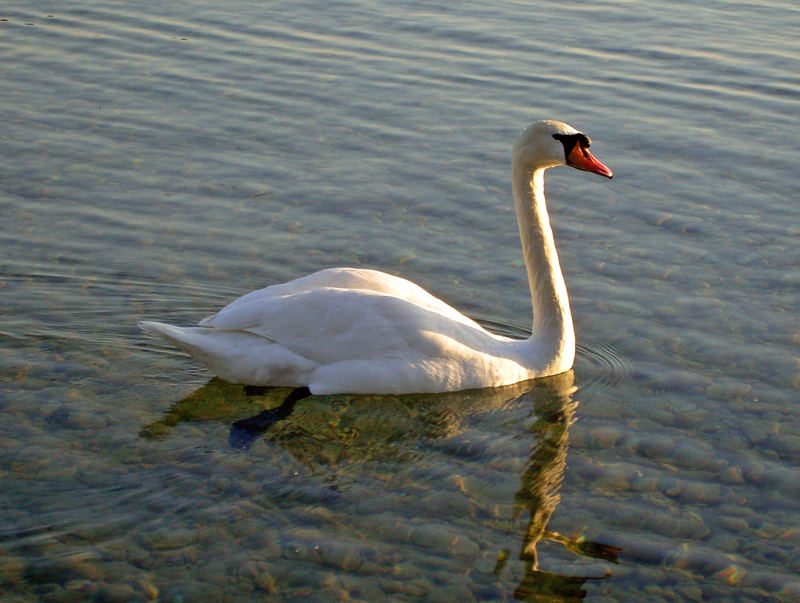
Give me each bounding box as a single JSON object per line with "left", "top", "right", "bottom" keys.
{"left": 140, "top": 120, "right": 612, "bottom": 394}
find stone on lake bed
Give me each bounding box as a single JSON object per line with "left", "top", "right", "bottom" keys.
{"left": 255, "top": 569, "right": 278, "bottom": 594}
{"left": 402, "top": 579, "right": 434, "bottom": 598}
{"left": 412, "top": 523, "right": 461, "bottom": 551}
{"left": 718, "top": 516, "right": 749, "bottom": 533}
{"left": 423, "top": 584, "right": 476, "bottom": 603}
{"left": 670, "top": 443, "right": 719, "bottom": 471}
{"left": 143, "top": 527, "right": 197, "bottom": 551}
{"left": 94, "top": 583, "right": 144, "bottom": 603}
{"left": 741, "top": 460, "right": 767, "bottom": 484}
{"left": 631, "top": 434, "right": 674, "bottom": 459}
{"left": 586, "top": 425, "right": 626, "bottom": 448}
{"left": 317, "top": 541, "right": 362, "bottom": 572}
{"left": 62, "top": 554, "right": 105, "bottom": 582}
{"left": 450, "top": 535, "right": 481, "bottom": 560}
{"left": 594, "top": 462, "right": 643, "bottom": 491}
{"left": 765, "top": 433, "right": 800, "bottom": 456}
{"left": 420, "top": 489, "right": 472, "bottom": 516}
{"left": 239, "top": 527, "right": 281, "bottom": 557}
{"left": 301, "top": 504, "right": 336, "bottom": 523}
{"left": 159, "top": 581, "right": 224, "bottom": 603}
{"left": 706, "top": 530, "right": 741, "bottom": 554}
{"left": 675, "top": 480, "right": 722, "bottom": 505}
{"left": 705, "top": 380, "right": 752, "bottom": 400}
{"left": 133, "top": 575, "right": 159, "bottom": 600}
{"left": 0, "top": 548, "right": 25, "bottom": 584}
{"left": 314, "top": 586, "right": 351, "bottom": 602}
{"left": 667, "top": 543, "right": 733, "bottom": 576}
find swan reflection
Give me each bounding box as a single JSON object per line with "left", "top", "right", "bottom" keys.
{"left": 503, "top": 371, "right": 620, "bottom": 600}
{"left": 141, "top": 372, "right": 618, "bottom": 597}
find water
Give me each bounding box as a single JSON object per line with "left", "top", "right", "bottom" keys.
{"left": 1, "top": 0, "right": 798, "bottom": 600}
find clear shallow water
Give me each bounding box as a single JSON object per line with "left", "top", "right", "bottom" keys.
{"left": 1, "top": 0, "right": 798, "bottom": 600}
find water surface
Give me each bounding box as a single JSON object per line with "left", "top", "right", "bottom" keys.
{"left": 1, "top": 1, "right": 799, "bottom": 600}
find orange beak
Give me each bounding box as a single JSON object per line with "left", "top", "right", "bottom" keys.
{"left": 567, "top": 144, "right": 613, "bottom": 179}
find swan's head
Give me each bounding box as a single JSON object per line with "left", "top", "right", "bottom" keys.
{"left": 513, "top": 120, "right": 612, "bottom": 179}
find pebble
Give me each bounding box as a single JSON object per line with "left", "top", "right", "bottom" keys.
{"left": 159, "top": 545, "right": 201, "bottom": 568}
{"left": 642, "top": 584, "right": 665, "bottom": 598}
{"left": 779, "top": 582, "right": 800, "bottom": 600}
{"left": 315, "top": 587, "right": 350, "bottom": 602}
{"left": 383, "top": 580, "right": 408, "bottom": 596}
{"left": 62, "top": 555, "right": 105, "bottom": 582}
{"left": 64, "top": 410, "right": 109, "bottom": 431}
{"left": 631, "top": 434, "right": 673, "bottom": 459}
{"left": 768, "top": 468, "right": 800, "bottom": 498}
{"left": 255, "top": 569, "right": 277, "bottom": 594}
{"left": 720, "top": 466, "right": 746, "bottom": 484}
{"left": 419, "top": 490, "right": 472, "bottom": 517}
{"left": 767, "top": 434, "right": 800, "bottom": 456}
{"left": 707, "top": 531, "right": 740, "bottom": 553}
{"left": 356, "top": 560, "right": 383, "bottom": 576}
{"left": 676, "top": 480, "right": 722, "bottom": 505}
{"left": 143, "top": 527, "right": 197, "bottom": 551}
{"left": 742, "top": 422, "right": 771, "bottom": 446}
{"left": 159, "top": 581, "right": 224, "bottom": 603}
{"left": 675, "top": 407, "right": 710, "bottom": 429}
{"left": 240, "top": 529, "right": 281, "bottom": 558}
{"left": 402, "top": 579, "right": 432, "bottom": 598}
{"left": 390, "top": 562, "right": 419, "bottom": 581}
{"left": 667, "top": 543, "right": 730, "bottom": 576}
{"left": 133, "top": 575, "right": 159, "bottom": 600}
{"left": 674, "top": 584, "right": 704, "bottom": 600}
{"left": 413, "top": 523, "right": 460, "bottom": 551}
{"left": 594, "top": 463, "right": 640, "bottom": 491}
{"left": 753, "top": 522, "right": 782, "bottom": 539}
{"left": 670, "top": 443, "right": 719, "bottom": 471}
{"left": 423, "top": 584, "right": 476, "bottom": 603}
{"left": 317, "top": 542, "right": 362, "bottom": 572}
{"left": 601, "top": 499, "right": 710, "bottom": 540}
{"left": 705, "top": 380, "right": 752, "bottom": 400}
{"left": 450, "top": 536, "right": 480, "bottom": 560}
{"left": 42, "top": 584, "right": 96, "bottom": 603}
{"left": 94, "top": 583, "right": 145, "bottom": 603}
{"left": 0, "top": 549, "right": 25, "bottom": 584}
{"left": 741, "top": 460, "right": 767, "bottom": 484}
{"left": 718, "top": 516, "right": 749, "bottom": 533}
{"left": 302, "top": 504, "right": 336, "bottom": 524}
{"left": 587, "top": 426, "right": 625, "bottom": 448}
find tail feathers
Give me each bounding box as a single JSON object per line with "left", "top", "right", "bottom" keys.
{"left": 138, "top": 320, "right": 318, "bottom": 386}
{"left": 138, "top": 321, "right": 209, "bottom": 356}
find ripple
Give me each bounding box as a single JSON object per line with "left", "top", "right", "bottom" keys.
{"left": 575, "top": 336, "right": 633, "bottom": 398}
{"left": 476, "top": 315, "right": 632, "bottom": 395}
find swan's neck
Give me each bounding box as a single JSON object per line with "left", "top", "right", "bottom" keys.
{"left": 512, "top": 162, "right": 575, "bottom": 374}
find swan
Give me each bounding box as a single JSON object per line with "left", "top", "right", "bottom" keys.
{"left": 140, "top": 120, "right": 612, "bottom": 395}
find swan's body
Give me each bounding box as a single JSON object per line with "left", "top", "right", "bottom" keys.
{"left": 140, "top": 120, "right": 612, "bottom": 394}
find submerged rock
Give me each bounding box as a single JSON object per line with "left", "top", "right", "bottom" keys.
{"left": 0, "top": 548, "right": 25, "bottom": 585}
{"left": 705, "top": 380, "right": 751, "bottom": 401}
{"left": 143, "top": 528, "right": 197, "bottom": 551}
{"left": 94, "top": 583, "right": 144, "bottom": 603}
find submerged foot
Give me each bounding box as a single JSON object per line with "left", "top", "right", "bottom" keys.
{"left": 229, "top": 386, "right": 311, "bottom": 450}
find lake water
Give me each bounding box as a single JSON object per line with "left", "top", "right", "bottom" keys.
{"left": 1, "top": 0, "right": 798, "bottom": 600}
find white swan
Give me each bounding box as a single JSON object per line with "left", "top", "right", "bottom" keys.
{"left": 140, "top": 120, "right": 612, "bottom": 395}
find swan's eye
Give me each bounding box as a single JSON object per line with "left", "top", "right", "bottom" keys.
{"left": 553, "top": 133, "right": 579, "bottom": 156}
{"left": 553, "top": 132, "right": 593, "bottom": 160}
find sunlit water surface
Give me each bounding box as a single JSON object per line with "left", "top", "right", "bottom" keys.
{"left": 1, "top": 1, "right": 799, "bottom": 601}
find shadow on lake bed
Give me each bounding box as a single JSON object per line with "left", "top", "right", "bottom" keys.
{"left": 140, "top": 372, "right": 620, "bottom": 598}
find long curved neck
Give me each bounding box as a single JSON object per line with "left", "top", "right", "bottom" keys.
{"left": 512, "top": 161, "right": 575, "bottom": 374}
